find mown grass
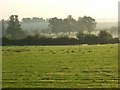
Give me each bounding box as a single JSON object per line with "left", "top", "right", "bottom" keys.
{"left": 2, "top": 44, "right": 118, "bottom": 88}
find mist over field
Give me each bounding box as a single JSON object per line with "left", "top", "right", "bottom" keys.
{"left": 20, "top": 21, "right": 117, "bottom": 31}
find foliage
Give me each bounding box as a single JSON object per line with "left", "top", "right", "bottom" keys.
{"left": 6, "top": 15, "right": 25, "bottom": 39}
{"left": 76, "top": 30, "right": 119, "bottom": 44}
{"left": 76, "top": 31, "right": 85, "bottom": 44}
{"left": 82, "top": 16, "right": 96, "bottom": 32}
{"left": 98, "top": 30, "right": 113, "bottom": 44}
{"left": 2, "top": 16, "right": 119, "bottom": 46}
{"left": 84, "top": 34, "right": 98, "bottom": 44}
{"left": 49, "top": 15, "right": 96, "bottom": 33}
{"left": 2, "top": 30, "right": 119, "bottom": 45}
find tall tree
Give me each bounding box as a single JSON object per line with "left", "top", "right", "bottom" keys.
{"left": 6, "top": 15, "right": 25, "bottom": 39}
{"left": 76, "top": 17, "right": 85, "bottom": 31}
{"left": 82, "top": 16, "right": 96, "bottom": 33}
{"left": 65, "top": 15, "right": 76, "bottom": 32}
{"left": 49, "top": 17, "right": 59, "bottom": 33}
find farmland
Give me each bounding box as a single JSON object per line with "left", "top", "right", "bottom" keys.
{"left": 2, "top": 44, "right": 118, "bottom": 88}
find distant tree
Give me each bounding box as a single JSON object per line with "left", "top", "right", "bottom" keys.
{"left": 75, "top": 17, "right": 85, "bottom": 31}
{"left": 49, "top": 17, "right": 60, "bottom": 33}
{"left": 110, "top": 38, "right": 119, "bottom": 44}
{"left": 64, "top": 15, "right": 76, "bottom": 32}
{"left": 76, "top": 31, "right": 85, "bottom": 44}
{"left": 49, "top": 15, "right": 96, "bottom": 33}
{"left": 49, "top": 15, "right": 76, "bottom": 33}
{"left": 6, "top": 15, "right": 25, "bottom": 39}
{"left": 84, "top": 34, "right": 98, "bottom": 44}
{"left": 82, "top": 16, "right": 96, "bottom": 33}
{"left": 22, "top": 18, "right": 31, "bottom": 23}
{"left": 98, "top": 30, "right": 113, "bottom": 44}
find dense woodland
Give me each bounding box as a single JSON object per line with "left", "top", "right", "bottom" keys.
{"left": 1, "top": 15, "right": 119, "bottom": 45}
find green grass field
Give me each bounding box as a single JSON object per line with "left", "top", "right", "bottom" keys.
{"left": 2, "top": 44, "right": 118, "bottom": 88}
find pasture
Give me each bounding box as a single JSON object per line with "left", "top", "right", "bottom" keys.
{"left": 2, "top": 44, "right": 118, "bottom": 88}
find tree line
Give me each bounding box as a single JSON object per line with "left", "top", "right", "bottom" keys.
{"left": 2, "top": 15, "right": 25, "bottom": 39}
{"left": 2, "top": 15, "right": 119, "bottom": 45}
{"left": 2, "top": 15, "right": 96, "bottom": 39}
{"left": 2, "top": 30, "right": 119, "bottom": 46}
{"left": 49, "top": 15, "right": 96, "bottom": 33}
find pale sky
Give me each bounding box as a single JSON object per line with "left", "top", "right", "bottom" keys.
{"left": 0, "top": 0, "right": 119, "bottom": 22}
